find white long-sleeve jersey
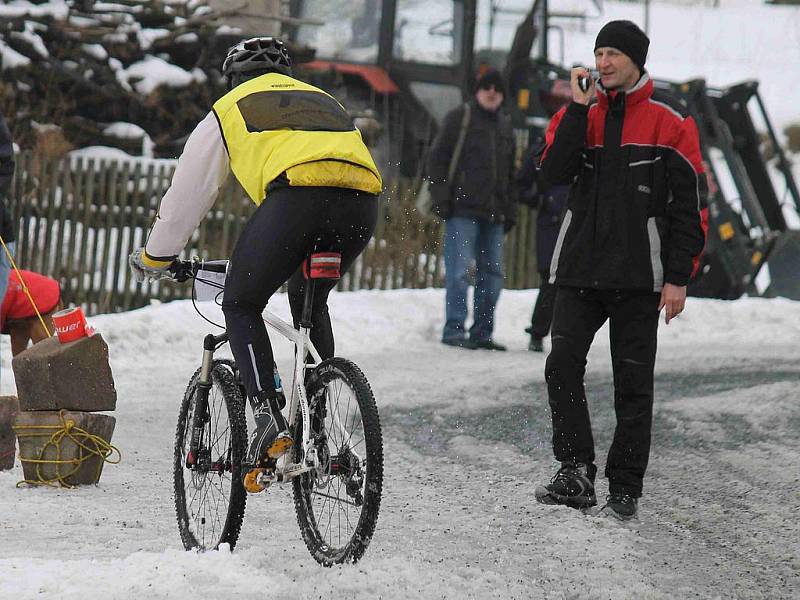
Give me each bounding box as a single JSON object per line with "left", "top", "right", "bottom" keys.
{"left": 144, "top": 112, "right": 229, "bottom": 259}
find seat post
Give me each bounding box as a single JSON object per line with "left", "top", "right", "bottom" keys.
{"left": 301, "top": 243, "right": 341, "bottom": 330}
{"left": 301, "top": 276, "right": 316, "bottom": 330}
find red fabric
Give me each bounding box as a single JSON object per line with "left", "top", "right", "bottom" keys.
{"left": 303, "top": 61, "right": 399, "bottom": 94}
{"left": 0, "top": 270, "right": 60, "bottom": 333}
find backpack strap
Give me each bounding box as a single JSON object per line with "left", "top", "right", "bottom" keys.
{"left": 447, "top": 103, "right": 472, "bottom": 182}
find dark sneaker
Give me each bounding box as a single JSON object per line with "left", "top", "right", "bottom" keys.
{"left": 535, "top": 462, "right": 597, "bottom": 509}
{"left": 603, "top": 493, "right": 639, "bottom": 521}
{"left": 243, "top": 400, "right": 293, "bottom": 470}
{"left": 528, "top": 335, "right": 544, "bottom": 352}
{"left": 468, "top": 339, "right": 507, "bottom": 351}
{"left": 442, "top": 337, "right": 474, "bottom": 349}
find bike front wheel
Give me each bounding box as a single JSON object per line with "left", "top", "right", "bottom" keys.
{"left": 293, "top": 357, "right": 384, "bottom": 565}
{"left": 174, "top": 361, "right": 248, "bottom": 551}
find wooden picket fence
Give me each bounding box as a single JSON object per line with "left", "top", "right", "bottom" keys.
{"left": 6, "top": 152, "right": 540, "bottom": 316}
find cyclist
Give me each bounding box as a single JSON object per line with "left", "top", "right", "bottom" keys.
{"left": 130, "top": 37, "right": 382, "bottom": 482}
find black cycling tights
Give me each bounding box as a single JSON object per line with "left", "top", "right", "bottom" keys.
{"left": 221, "top": 186, "right": 378, "bottom": 400}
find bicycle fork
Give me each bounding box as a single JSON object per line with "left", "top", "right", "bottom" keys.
{"left": 187, "top": 333, "right": 229, "bottom": 471}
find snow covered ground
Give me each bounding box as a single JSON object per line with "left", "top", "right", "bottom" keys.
{"left": 0, "top": 288, "right": 798, "bottom": 599}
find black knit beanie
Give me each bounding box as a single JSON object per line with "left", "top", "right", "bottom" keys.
{"left": 475, "top": 68, "right": 506, "bottom": 96}
{"left": 594, "top": 20, "right": 649, "bottom": 72}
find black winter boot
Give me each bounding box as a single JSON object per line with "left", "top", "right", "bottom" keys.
{"left": 535, "top": 462, "right": 597, "bottom": 509}
{"left": 603, "top": 493, "right": 638, "bottom": 520}
{"left": 528, "top": 335, "right": 544, "bottom": 352}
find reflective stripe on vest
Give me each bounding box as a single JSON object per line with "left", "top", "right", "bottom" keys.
{"left": 212, "top": 72, "right": 382, "bottom": 204}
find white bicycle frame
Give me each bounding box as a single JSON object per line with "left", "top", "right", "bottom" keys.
{"left": 193, "top": 258, "right": 362, "bottom": 485}
{"left": 261, "top": 309, "right": 321, "bottom": 480}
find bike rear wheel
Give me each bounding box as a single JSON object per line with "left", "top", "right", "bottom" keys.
{"left": 174, "top": 361, "right": 248, "bottom": 551}
{"left": 292, "top": 357, "right": 383, "bottom": 565}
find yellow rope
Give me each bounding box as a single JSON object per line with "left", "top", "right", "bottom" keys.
{"left": 12, "top": 410, "right": 121, "bottom": 488}
{"left": 0, "top": 234, "right": 52, "bottom": 338}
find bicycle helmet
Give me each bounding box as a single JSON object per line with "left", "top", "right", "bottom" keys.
{"left": 222, "top": 37, "right": 292, "bottom": 87}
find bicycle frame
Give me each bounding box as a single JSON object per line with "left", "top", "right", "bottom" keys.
{"left": 192, "top": 272, "right": 360, "bottom": 484}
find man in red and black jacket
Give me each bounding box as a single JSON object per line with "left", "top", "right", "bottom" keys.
{"left": 533, "top": 20, "right": 708, "bottom": 520}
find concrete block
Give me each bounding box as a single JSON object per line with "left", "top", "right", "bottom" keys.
{"left": 12, "top": 333, "right": 117, "bottom": 412}
{"left": 14, "top": 410, "right": 116, "bottom": 486}
{"left": 0, "top": 396, "right": 19, "bottom": 470}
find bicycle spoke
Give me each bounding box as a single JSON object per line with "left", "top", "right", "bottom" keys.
{"left": 309, "top": 490, "right": 361, "bottom": 507}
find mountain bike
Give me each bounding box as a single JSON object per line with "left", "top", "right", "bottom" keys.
{"left": 167, "top": 251, "right": 383, "bottom": 566}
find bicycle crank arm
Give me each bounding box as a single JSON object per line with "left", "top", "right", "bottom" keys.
{"left": 245, "top": 462, "right": 314, "bottom": 492}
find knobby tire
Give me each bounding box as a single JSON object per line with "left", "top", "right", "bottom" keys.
{"left": 292, "top": 357, "right": 383, "bottom": 566}
{"left": 174, "top": 361, "right": 248, "bottom": 551}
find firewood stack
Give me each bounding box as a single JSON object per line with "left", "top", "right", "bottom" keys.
{"left": 0, "top": 0, "right": 314, "bottom": 158}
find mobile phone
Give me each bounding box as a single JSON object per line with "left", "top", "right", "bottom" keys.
{"left": 578, "top": 69, "right": 598, "bottom": 93}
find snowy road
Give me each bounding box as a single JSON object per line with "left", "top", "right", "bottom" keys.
{"left": 0, "top": 289, "right": 798, "bottom": 599}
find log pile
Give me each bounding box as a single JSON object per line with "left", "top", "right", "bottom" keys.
{"left": 0, "top": 1, "right": 312, "bottom": 158}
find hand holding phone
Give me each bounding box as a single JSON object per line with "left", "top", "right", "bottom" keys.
{"left": 570, "top": 66, "right": 596, "bottom": 104}
{"left": 578, "top": 68, "right": 598, "bottom": 92}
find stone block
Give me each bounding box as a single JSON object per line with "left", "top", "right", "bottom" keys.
{"left": 12, "top": 333, "right": 117, "bottom": 412}
{"left": 14, "top": 410, "right": 116, "bottom": 486}
{"left": 0, "top": 396, "right": 19, "bottom": 470}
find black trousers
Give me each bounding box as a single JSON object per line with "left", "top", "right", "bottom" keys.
{"left": 221, "top": 186, "right": 378, "bottom": 400}
{"left": 529, "top": 271, "right": 557, "bottom": 338}
{"left": 544, "top": 286, "right": 660, "bottom": 497}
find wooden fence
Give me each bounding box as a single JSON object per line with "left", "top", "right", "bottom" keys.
{"left": 6, "top": 152, "right": 541, "bottom": 316}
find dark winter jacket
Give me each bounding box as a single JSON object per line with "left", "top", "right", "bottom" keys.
{"left": 517, "top": 149, "right": 568, "bottom": 273}
{"left": 540, "top": 74, "right": 708, "bottom": 291}
{"left": 427, "top": 100, "right": 516, "bottom": 229}
{"left": 0, "top": 111, "right": 15, "bottom": 244}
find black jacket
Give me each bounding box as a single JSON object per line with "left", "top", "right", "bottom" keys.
{"left": 427, "top": 100, "right": 516, "bottom": 228}
{"left": 540, "top": 75, "right": 707, "bottom": 291}
{"left": 517, "top": 146, "right": 567, "bottom": 273}
{"left": 0, "top": 112, "right": 15, "bottom": 243}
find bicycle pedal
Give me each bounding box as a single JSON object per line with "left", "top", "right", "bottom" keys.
{"left": 243, "top": 468, "right": 269, "bottom": 493}
{"left": 267, "top": 433, "right": 294, "bottom": 459}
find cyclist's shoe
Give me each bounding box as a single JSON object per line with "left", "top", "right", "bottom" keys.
{"left": 243, "top": 394, "right": 293, "bottom": 470}
{"left": 535, "top": 462, "right": 597, "bottom": 509}
{"left": 603, "top": 493, "right": 639, "bottom": 521}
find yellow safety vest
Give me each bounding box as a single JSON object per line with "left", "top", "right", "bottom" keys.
{"left": 212, "top": 72, "right": 383, "bottom": 204}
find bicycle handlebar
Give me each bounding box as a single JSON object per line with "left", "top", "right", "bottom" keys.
{"left": 168, "top": 258, "right": 228, "bottom": 283}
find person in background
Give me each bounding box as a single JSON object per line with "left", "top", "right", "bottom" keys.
{"left": 0, "top": 110, "right": 16, "bottom": 306}
{"left": 533, "top": 21, "right": 707, "bottom": 520}
{"left": 516, "top": 142, "right": 568, "bottom": 352}
{"left": 428, "top": 68, "right": 517, "bottom": 351}
{"left": 1, "top": 269, "right": 61, "bottom": 356}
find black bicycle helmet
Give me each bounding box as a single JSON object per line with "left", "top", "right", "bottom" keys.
{"left": 222, "top": 37, "right": 292, "bottom": 87}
